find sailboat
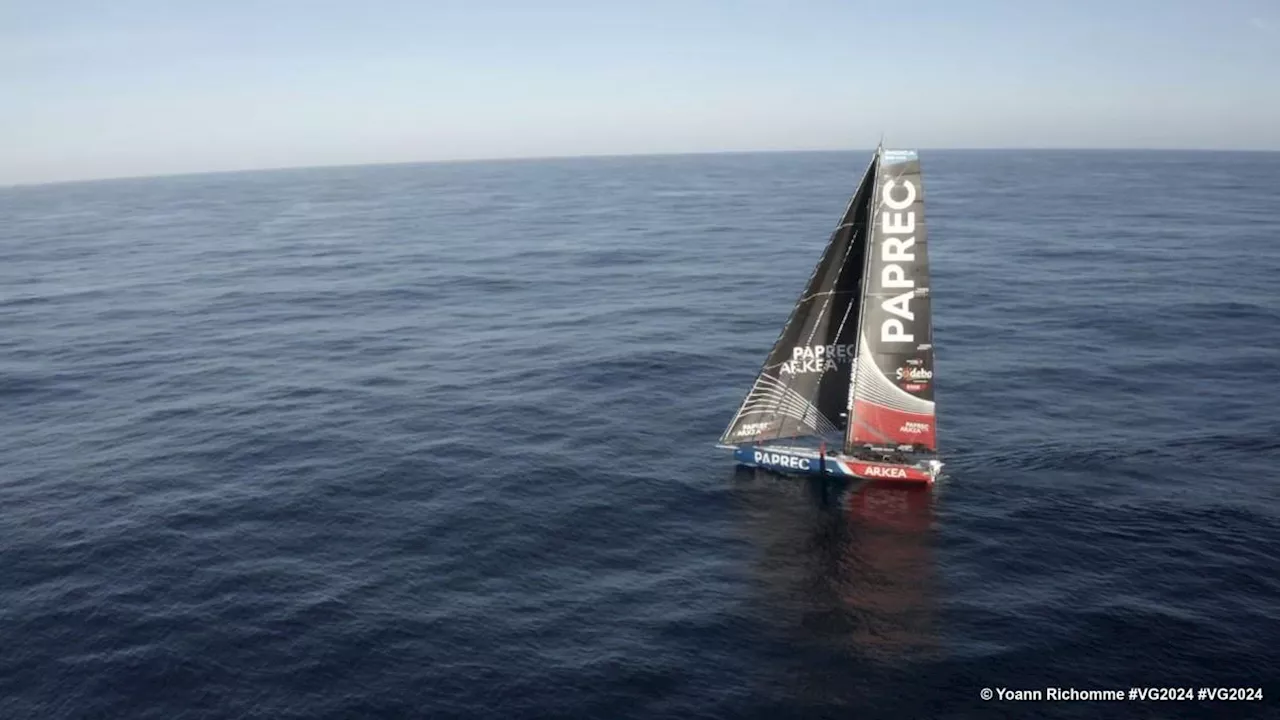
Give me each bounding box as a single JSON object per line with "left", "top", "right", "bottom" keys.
{"left": 717, "top": 146, "right": 942, "bottom": 483}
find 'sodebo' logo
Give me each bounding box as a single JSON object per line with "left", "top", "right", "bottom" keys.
{"left": 895, "top": 367, "right": 933, "bottom": 382}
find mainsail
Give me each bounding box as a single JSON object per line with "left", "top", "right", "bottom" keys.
{"left": 845, "top": 149, "right": 937, "bottom": 450}
{"left": 719, "top": 154, "right": 878, "bottom": 445}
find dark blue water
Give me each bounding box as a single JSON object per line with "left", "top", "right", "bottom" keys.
{"left": 2, "top": 151, "right": 1278, "bottom": 719}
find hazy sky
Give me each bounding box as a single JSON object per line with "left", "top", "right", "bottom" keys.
{"left": 3, "top": 0, "right": 1278, "bottom": 184}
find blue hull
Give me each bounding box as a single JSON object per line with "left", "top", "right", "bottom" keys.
{"left": 729, "top": 444, "right": 940, "bottom": 483}
{"left": 734, "top": 445, "right": 833, "bottom": 477}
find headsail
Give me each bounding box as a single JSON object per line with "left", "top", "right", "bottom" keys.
{"left": 719, "top": 154, "right": 878, "bottom": 446}
{"left": 846, "top": 149, "right": 936, "bottom": 451}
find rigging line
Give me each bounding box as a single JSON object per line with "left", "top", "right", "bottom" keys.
{"left": 829, "top": 228, "right": 864, "bottom": 352}
{"left": 793, "top": 288, "right": 857, "bottom": 304}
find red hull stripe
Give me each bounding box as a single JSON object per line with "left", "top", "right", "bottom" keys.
{"left": 822, "top": 458, "right": 931, "bottom": 483}
{"left": 847, "top": 460, "right": 932, "bottom": 483}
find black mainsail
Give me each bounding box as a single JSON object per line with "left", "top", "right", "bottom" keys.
{"left": 718, "top": 153, "right": 878, "bottom": 446}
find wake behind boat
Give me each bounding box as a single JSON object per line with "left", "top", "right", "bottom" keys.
{"left": 718, "top": 146, "right": 942, "bottom": 484}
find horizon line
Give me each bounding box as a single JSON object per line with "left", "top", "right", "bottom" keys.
{"left": 4, "top": 145, "right": 1277, "bottom": 190}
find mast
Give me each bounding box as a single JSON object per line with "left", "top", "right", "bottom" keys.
{"left": 844, "top": 148, "right": 937, "bottom": 452}
{"left": 844, "top": 145, "right": 882, "bottom": 453}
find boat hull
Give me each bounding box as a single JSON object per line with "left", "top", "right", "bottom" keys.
{"left": 732, "top": 445, "right": 939, "bottom": 484}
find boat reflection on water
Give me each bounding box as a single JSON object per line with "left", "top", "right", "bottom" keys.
{"left": 732, "top": 467, "right": 938, "bottom": 667}
{"left": 841, "top": 478, "right": 937, "bottom": 662}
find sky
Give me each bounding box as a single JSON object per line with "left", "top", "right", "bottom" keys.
{"left": 2, "top": 0, "right": 1278, "bottom": 184}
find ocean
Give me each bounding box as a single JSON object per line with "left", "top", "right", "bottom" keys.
{"left": 1, "top": 150, "right": 1277, "bottom": 719}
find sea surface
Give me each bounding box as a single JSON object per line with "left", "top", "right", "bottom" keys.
{"left": 1, "top": 150, "right": 1278, "bottom": 719}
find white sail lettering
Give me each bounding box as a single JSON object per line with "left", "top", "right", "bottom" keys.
{"left": 883, "top": 179, "right": 916, "bottom": 210}
{"left": 895, "top": 367, "right": 934, "bottom": 381}
{"left": 882, "top": 236, "right": 915, "bottom": 262}
{"left": 879, "top": 176, "right": 917, "bottom": 344}
{"left": 882, "top": 319, "right": 913, "bottom": 343}
{"left": 881, "top": 211, "right": 914, "bottom": 234}
{"left": 783, "top": 345, "right": 856, "bottom": 374}
{"left": 881, "top": 264, "right": 912, "bottom": 289}
{"left": 882, "top": 291, "right": 915, "bottom": 321}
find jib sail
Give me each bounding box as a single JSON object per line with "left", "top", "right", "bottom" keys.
{"left": 846, "top": 149, "right": 937, "bottom": 451}
{"left": 719, "top": 154, "right": 877, "bottom": 445}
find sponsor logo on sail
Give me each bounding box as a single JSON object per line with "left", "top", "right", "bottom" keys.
{"left": 900, "top": 421, "right": 931, "bottom": 435}
{"left": 879, "top": 177, "right": 918, "bottom": 344}
{"left": 736, "top": 421, "right": 773, "bottom": 437}
{"left": 895, "top": 365, "right": 932, "bottom": 391}
{"left": 895, "top": 366, "right": 932, "bottom": 382}
{"left": 753, "top": 450, "right": 811, "bottom": 470}
{"left": 780, "top": 343, "right": 857, "bottom": 375}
